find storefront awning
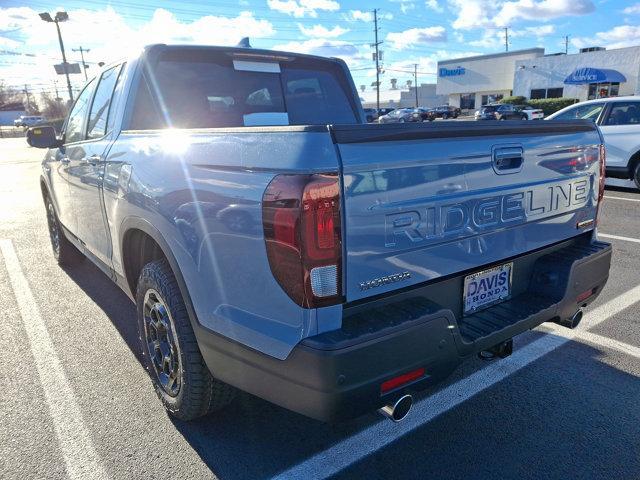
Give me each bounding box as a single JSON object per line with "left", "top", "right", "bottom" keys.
{"left": 564, "top": 67, "right": 627, "bottom": 85}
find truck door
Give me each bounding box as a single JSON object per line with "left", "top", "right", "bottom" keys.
{"left": 50, "top": 78, "right": 96, "bottom": 235}
{"left": 67, "top": 64, "right": 123, "bottom": 268}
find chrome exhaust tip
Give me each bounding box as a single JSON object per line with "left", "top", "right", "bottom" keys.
{"left": 378, "top": 394, "right": 413, "bottom": 422}
{"left": 557, "top": 309, "right": 583, "bottom": 329}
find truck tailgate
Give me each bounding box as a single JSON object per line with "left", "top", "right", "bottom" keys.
{"left": 332, "top": 121, "right": 602, "bottom": 302}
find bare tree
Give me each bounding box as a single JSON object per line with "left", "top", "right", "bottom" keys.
{"left": 39, "top": 91, "right": 68, "bottom": 120}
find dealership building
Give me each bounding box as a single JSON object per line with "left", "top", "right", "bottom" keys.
{"left": 436, "top": 45, "right": 640, "bottom": 110}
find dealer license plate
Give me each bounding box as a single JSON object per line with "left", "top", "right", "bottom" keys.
{"left": 463, "top": 262, "right": 512, "bottom": 315}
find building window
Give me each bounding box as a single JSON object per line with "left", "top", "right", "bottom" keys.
{"left": 546, "top": 88, "right": 563, "bottom": 98}
{"left": 480, "top": 93, "right": 503, "bottom": 105}
{"left": 530, "top": 89, "right": 546, "bottom": 99}
{"left": 530, "top": 88, "right": 563, "bottom": 99}
{"left": 588, "top": 82, "right": 620, "bottom": 99}
{"left": 460, "top": 93, "right": 475, "bottom": 110}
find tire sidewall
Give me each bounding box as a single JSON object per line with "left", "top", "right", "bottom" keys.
{"left": 634, "top": 162, "right": 640, "bottom": 190}
{"left": 136, "top": 266, "right": 187, "bottom": 412}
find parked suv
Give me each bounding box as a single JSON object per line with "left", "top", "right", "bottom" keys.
{"left": 548, "top": 96, "right": 640, "bottom": 188}
{"left": 475, "top": 104, "right": 527, "bottom": 121}
{"left": 432, "top": 105, "right": 460, "bottom": 119}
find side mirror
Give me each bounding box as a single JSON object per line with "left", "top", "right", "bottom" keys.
{"left": 26, "top": 126, "right": 60, "bottom": 149}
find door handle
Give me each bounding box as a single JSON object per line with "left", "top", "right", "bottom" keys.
{"left": 84, "top": 154, "right": 102, "bottom": 166}
{"left": 492, "top": 146, "right": 524, "bottom": 175}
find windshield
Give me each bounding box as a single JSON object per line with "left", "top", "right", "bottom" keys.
{"left": 551, "top": 103, "right": 605, "bottom": 121}
{"left": 131, "top": 49, "right": 359, "bottom": 129}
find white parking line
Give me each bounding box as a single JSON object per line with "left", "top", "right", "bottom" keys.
{"left": 604, "top": 195, "right": 640, "bottom": 203}
{"left": 575, "top": 331, "right": 640, "bottom": 360}
{"left": 0, "top": 239, "right": 108, "bottom": 480}
{"left": 272, "top": 285, "right": 640, "bottom": 480}
{"left": 599, "top": 233, "right": 640, "bottom": 245}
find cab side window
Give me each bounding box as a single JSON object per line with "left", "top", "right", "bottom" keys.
{"left": 64, "top": 79, "right": 95, "bottom": 144}
{"left": 604, "top": 102, "right": 640, "bottom": 126}
{"left": 87, "top": 65, "right": 123, "bottom": 139}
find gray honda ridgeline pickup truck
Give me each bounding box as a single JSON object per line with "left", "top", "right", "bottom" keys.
{"left": 28, "top": 44, "right": 611, "bottom": 423}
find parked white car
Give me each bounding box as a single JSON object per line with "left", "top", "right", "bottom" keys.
{"left": 520, "top": 106, "right": 544, "bottom": 120}
{"left": 13, "top": 115, "right": 44, "bottom": 127}
{"left": 547, "top": 96, "right": 640, "bottom": 188}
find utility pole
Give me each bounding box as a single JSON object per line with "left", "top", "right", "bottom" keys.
{"left": 504, "top": 27, "right": 509, "bottom": 52}
{"left": 72, "top": 46, "right": 90, "bottom": 81}
{"left": 413, "top": 64, "right": 419, "bottom": 108}
{"left": 23, "top": 84, "right": 31, "bottom": 111}
{"left": 564, "top": 35, "right": 569, "bottom": 54}
{"left": 53, "top": 80, "right": 60, "bottom": 101}
{"left": 372, "top": 8, "right": 383, "bottom": 111}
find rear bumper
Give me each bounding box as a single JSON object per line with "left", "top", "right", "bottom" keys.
{"left": 195, "top": 236, "right": 611, "bottom": 422}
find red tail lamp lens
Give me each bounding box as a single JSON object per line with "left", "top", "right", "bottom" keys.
{"left": 263, "top": 174, "right": 342, "bottom": 308}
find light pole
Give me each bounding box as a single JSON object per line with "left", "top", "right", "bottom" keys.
{"left": 39, "top": 11, "right": 74, "bottom": 102}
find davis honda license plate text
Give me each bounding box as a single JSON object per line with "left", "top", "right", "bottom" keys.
{"left": 463, "top": 262, "right": 513, "bottom": 315}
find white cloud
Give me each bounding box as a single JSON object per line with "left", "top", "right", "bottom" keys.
{"left": 267, "top": 0, "right": 340, "bottom": 18}
{"left": 298, "top": 24, "right": 349, "bottom": 37}
{"left": 0, "top": 6, "right": 275, "bottom": 92}
{"left": 425, "top": 0, "right": 444, "bottom": 12}
{"left": 572, "top": 25, "right": 640, "bottom": 49}
{"left": 271, "top": 38, "right": 367, "bottom": 64}
{"left": 388, "top": 0, "right": 416, "bottom": 14}
{"left": 497, "top": 0, "right": 594, "bottom": 25}
{"left": 623, "top": 3, "right": 640, "bottom": 14}
{"left": 386, "top": 26, "right": 447, "bottom": 49}
{"left": 448, "top": 0, "right": 594, "bottom": 29}
{"left": 343, "top": 10, "right": 393, "bottom": 22}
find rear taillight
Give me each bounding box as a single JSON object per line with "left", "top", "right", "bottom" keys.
{"left": 598, "top": 144, "right": 606, "bottom": 202}
{"left": 262, "top": 174, "right": 342, "bottom": 308}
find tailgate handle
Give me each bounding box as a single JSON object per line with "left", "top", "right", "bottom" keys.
{"left": 493, "top": 147, "right": 524, "bottom": 174}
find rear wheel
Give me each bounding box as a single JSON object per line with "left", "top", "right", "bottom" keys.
{"left": 521, "top": 114, "right": 528, "bottom": 120}
{"left": 44, "top": 194, "right": 84, "bottom": 266}
{"left": 633, "top": 161, "right": 640, "bottom": 190}
{"left": 136, "top": 259, "right": 236, "bottom": 421}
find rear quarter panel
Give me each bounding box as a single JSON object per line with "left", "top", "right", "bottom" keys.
{"left": 103, "top": 128, "right": 341, "bottom": 359}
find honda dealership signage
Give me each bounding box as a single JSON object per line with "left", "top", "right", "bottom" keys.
{"left": 439, "top": 66, "right": 466, "bottom": 77}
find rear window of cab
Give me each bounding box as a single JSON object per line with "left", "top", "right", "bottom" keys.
{"left": 130, "top": 49, "right": 359, "bottom": 129}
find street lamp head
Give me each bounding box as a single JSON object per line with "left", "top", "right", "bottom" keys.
{"left": 55, "top": 11, "right": 69, "bottom": 22}
{"left": 39, "top": 12, "right": 53, "bottom": 22}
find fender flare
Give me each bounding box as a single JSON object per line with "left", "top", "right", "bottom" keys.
{"left": 119, "top": 216, "right": 201, "bottom": 330}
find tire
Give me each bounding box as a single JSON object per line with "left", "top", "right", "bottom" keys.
{"left": 521, "top": 115, "right": 528, "bottom": 120}
{"left": 44, "top": 194, "right": 84, "bottom": 266}
{"left": 442, "top": 113, "right": 449, "bottom": 120}
{"left": 633, "top": 161, "right": 640, "bottom": 190}
{"left": 136, "top": 259, "right": 236, "bottom": 421}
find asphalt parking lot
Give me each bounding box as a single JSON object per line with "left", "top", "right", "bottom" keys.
{"left": 1, "top": 137, "right": 639, "bottom": 480}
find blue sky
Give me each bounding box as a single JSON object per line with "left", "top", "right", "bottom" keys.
{"left": 1, "top": 0, "right": 640, "bottom": 101}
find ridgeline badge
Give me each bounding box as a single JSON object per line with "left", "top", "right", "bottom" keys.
{"left": 359, "top": 272, "right": 411, "bottom": 291}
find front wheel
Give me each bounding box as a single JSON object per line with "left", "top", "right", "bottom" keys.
{"left": 633, "top": 162, "right": 640, "bottom": 190}
{"left": 521, "top": 114, "right": 528, "bottom": 120}
{"left": 137, "top": 259, "right": 236, "bottom": 421}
